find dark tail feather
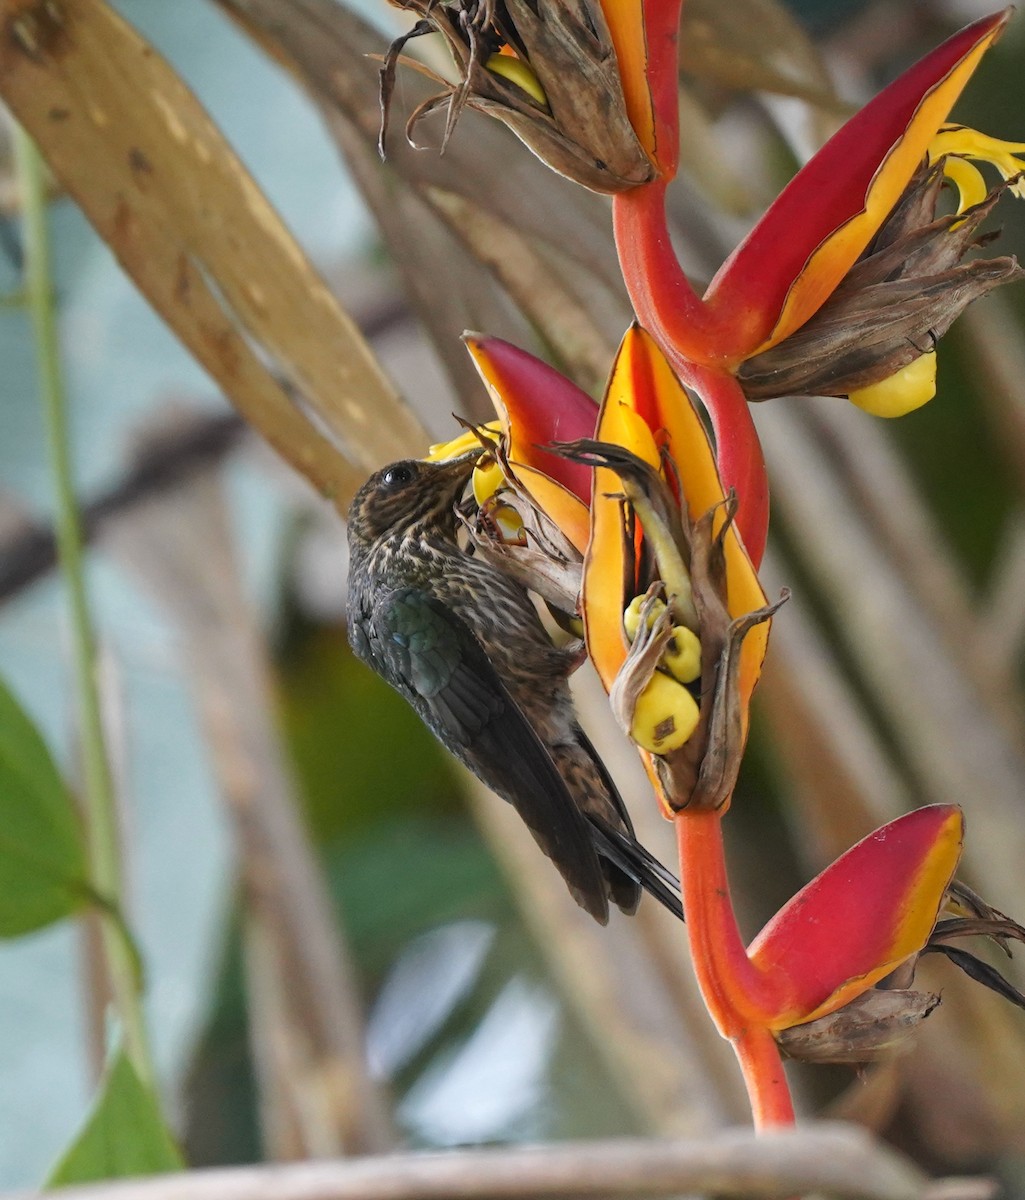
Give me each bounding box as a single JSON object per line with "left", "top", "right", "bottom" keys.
{"left": 588, "top": 816, "right": 684, "bottom": 921}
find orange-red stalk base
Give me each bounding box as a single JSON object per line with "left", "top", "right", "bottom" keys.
{"left": 675, "top": 809, "right": 796, "bottom": 1130}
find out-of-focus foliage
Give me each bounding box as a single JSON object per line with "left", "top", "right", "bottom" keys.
{"left": 275, "top": 624, "right": 458, "bottom": 843}
{"left": 0, "top": 676, "right": 89, "bottom": 937}
{"left": 185, "top": 656, "right": 645, "bottom": 1160}
{"left": 47, "top": 1051, "right": 184, "bottom": 1185}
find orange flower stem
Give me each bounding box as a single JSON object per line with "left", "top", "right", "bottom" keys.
{"left": 613, "top": 188, "right": 770, "bottom": 564}
{"left": 613, "top": 182, "right": 730, "bottom": 361}
{"left": 732, "top": 1026, "right": 796, "bottom": 1130}
{"left": 642, "top": 0, "right": 685, "bottom": 177}
{"left": 675, "top": 808, "right": 796, "bottom": 1129}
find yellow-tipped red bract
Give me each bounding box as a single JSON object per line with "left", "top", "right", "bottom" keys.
{"left": 462, "top": 332, "right": 599, "bottom": 554}
{"left": 701, "top": 10, "right": 1011, "bottom": 364}
{"left": 747, "top": 805, "right": 964, "bottom": 1030}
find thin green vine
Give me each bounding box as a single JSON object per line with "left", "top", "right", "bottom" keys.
{"left": 13, "top": 127, "right": 154, "bottom": 1081}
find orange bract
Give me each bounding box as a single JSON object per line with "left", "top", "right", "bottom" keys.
{"left": 583, "top": 328, "right": 768, "bottom": 717}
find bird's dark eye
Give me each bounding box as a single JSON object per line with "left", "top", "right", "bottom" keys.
{"left": 382, "top": 463, "right": 416, "bottom": 489}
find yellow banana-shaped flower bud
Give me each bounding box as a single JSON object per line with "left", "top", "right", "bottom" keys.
{"left": 929, "top": 124, "right": 1025, "bottom": 213}
{"left": 849, "top": 352, "right": 936, "bottom": 418}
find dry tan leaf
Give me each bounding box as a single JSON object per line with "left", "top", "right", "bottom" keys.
{"left": 0, "top": 0, "right": 426, "bottom": 507}
{"left": 681, "top": 0, "right": 843, "bottom": 112}
{"left": 215, "top": 0, "right": 629, "bottom": 399}
{"left": 328, "top": 110, "right": 537, "bottom": 416}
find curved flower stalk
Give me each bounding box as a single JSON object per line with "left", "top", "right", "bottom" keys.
{"left": 614, "top": 7, "right": 1024, "bottom": 563}
{"left": 429, "top": 327, "right": 1025, "bottom": 1129}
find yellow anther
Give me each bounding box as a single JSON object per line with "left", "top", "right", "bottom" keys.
{"left": 472, "top": 459, "right": 505, "bottom": 507}
{"left": 485, "top": 53, "right": 549, "bottom": 108}
{"left": 424, "top": 421, "right": 501, "bottom": 463}
{"left": 929, "top": 124, "right": 1025, "bottom": 213}
{"left": 848, "top": 352, "right": 936, "bottom": 418}
{"left": 663, "top": 626, "right": 701, "bottom": 685}
{"left": 630, "top": 672, "right": 701, "bottom": 755}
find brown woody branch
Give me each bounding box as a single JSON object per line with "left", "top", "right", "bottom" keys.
{"left": 0, "top": 1125, "right": 989, "bottom": 1200}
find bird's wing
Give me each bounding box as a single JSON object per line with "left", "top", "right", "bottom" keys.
{"left": 574, "top": 725, "right": 636, "bottom": 837}
{"left": 370, "top": 587, "right": 610, "bottom": 923}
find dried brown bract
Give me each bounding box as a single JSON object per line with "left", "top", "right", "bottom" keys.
{"left": 380, "top": 0, "right": 655, "bottom": 192}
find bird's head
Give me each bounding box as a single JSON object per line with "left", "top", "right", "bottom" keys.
{"left": 346, "top": 453, "right": 478, "bottom": 547}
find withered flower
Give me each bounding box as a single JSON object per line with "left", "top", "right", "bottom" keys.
{"left": 380, "top": 0, "right": 655, "bottom": 191}
{"left": 737, "top": 164, "right": 1024, "bottom": 410}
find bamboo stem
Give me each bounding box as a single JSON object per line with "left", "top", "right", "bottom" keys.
{"left": 0, "top": 1126, "right": 942, "bottom": 1200}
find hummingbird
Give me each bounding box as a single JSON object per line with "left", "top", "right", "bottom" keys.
{"left": 345, "top": 453, "right": 682, "bottom": 924}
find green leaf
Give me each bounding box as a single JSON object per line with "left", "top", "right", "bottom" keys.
{"left": 47, "top": 1049, "right": 184, "bottom": 1185}
{"left": 0, "top": 675, "right": 91, "bottom": 936}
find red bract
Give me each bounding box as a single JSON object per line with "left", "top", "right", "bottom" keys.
{"left": 462, "top": 333, "right": 596, "bottom": 554}
{"left": 705, "top": 11, "right": 1011, "bottom": 360}
{"left": 748, "top": 806, "right": 964, "bottom": 1029}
